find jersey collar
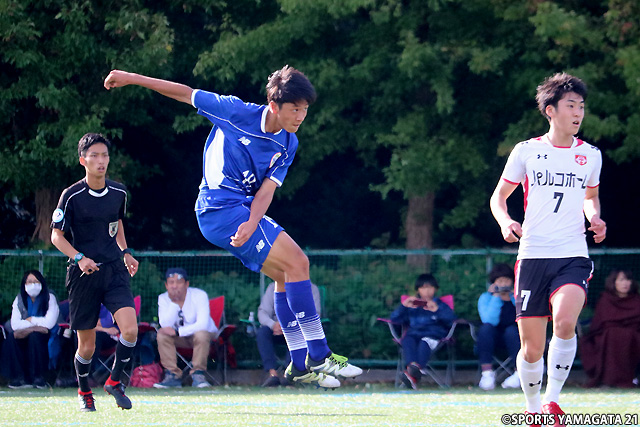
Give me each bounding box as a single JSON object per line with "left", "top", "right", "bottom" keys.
{"left": 261, "top": 107, "right": 282, "bottom": 135}
{"left": 84, "top": 179, "right": 109, "bottom": 197}
{"left": 543, "top": 134, "right": 578, "bottom": 149}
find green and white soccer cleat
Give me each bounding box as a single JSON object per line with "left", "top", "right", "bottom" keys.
{"left": 285, "top": 362, "right": 341, "bottom": 388}
{"left": 306, "top": 353, "right": 363, "bottom": 379}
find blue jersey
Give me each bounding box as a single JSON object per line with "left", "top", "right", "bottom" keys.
{"left": 192, "top": 89, "right": 298, "bottom": 211}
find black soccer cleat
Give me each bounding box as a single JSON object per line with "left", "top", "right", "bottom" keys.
{"left": 104, "top": 382, "right": 132, "bottom": 410}
{"left": 78, "top": 391, "right": 96, "bottom": 412}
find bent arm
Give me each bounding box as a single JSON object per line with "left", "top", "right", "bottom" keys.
{"left": 584, "top": 186, "right": 606, "bottom": 243}
{"left": 51, "top": 228, "right": 79, "bottom": 259}
{"left": 104, "top": 70, "right": 193, "bottom": 105}
{"left": 30, "top": 294, "right": 59, "bottom": 329}
{"left": 248, "top": 180, "right": 278, "bottom": 226}
{"left": 490, "top": 180, "right": 522, "bottom": 242}
{"left": 231, "top": 180, "right": 278, "bottom": 247}
{"left": 583, "top": 186, "right": 601, "bottom": 222}
{"left": 11, "top": 297, "right": 32, "bottom": 330}
{"left": 116, "top": 219, "right": 139, "bottom": 276}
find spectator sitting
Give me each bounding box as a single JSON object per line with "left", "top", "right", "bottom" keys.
{"left": 153, "top": 268, "right": 218, "bottom": 388}
{"left": 477, "top": 263, "right": 520, "bottom": 391}
{"left": 390, "top": 273, "right": 456, "bottom": 390}
{"left": 1, "top": 270, "right": 59, "bottom": 389}
{"left": 580, "top": 269, "right": 640, "bottom": 388}
{"left": 257, "top": 282, "right": 321, "bottom": 387}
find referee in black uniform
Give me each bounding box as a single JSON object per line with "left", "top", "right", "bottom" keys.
{"left": 51, "top": 133, "right": 139, "bottom": 411}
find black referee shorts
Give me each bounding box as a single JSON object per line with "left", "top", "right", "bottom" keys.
{"left": 65, "top": 259, "right": 135, "bottom": 330}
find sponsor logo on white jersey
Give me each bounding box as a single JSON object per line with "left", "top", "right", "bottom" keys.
{"left": 256, "top": 239, "right": 265, "bottom": 252}
{"left": 239, "top": 136, "right": 251, "bottom": 145}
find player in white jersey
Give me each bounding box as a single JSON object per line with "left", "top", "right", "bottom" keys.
{"left": 490, "top": 73, "right": 606, "bottom": 427}
{"left": 103, "top": 66, "right": 362, "bottom": 388}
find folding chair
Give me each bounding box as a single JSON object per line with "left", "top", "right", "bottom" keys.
{"left": 95, "top": 295, "right": 153, "bottom": 384}
{"left": 377, "top": 294, "right": 466, "bottom": 388}
{"left": 176, "top": 296, "right": 237, "bottom": 385}
{"left": 468, "top": 322, "right": 515, "bottom": 384}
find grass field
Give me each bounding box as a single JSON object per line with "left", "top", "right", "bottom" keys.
{"left": 0, "top": 385, "right": 638, "bottom": 426}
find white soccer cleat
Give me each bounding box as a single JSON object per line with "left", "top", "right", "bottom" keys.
{"left": 285, "top": 363, "right": 341, "bottom": 388}
{"left": 307, "top": 353, "right": 363, "bottom": 379}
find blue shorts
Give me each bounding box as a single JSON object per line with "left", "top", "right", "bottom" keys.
{"left": 196, "top": 201, "right": 284, "bottom": 273}
{"left": 514, "top": 257, "right": 593, "bottom": 320}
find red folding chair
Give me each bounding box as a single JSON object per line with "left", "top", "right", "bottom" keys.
{"left": 176, "top": 296, "right": 237, "bottom": 385}
{"left": 95, "top": 295, "right": 153, "bottom": 384}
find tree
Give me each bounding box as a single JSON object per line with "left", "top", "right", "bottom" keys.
{"left": 0, "top": 0, "right": 174, "bottom": 245}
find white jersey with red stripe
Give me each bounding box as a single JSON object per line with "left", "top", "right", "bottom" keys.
{"left": 501, "top": 135, "right": 602, "bottom": 259}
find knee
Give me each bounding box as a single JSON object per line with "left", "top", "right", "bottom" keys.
{"left": 193, "top": 330, "right": 212, "bottom": 347}
{"left": 478, "top": 323, "right": 495, "bottom": 336}
{"left": 77, "top": 341, "right": 95, "bottom": 358}
{"left": 553, "top": 316, "right": 577, "bottom": 339}
{"left": 119, "top": 326, "right": 138, "bottom": 343}
{"left": 257, "top": 326, "right": 272, "bottom": 340}
{"left": 521, "top": 342, "right": 544, "bottom": 362}
{"left": 156, "top": 333, "right": 174, "bottom": 346}
{"left": 287, "top": 251, "right": 309, "bottom": 277}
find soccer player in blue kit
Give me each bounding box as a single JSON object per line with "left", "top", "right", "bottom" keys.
{"left": 104, "top": 66, "right": 362, "bottom": 388}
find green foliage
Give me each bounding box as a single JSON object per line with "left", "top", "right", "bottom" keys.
{"left": 3, "top": 0, "right": 640, "bottom": 250}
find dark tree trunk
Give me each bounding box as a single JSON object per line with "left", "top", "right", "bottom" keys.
{"left": 405, "top": 192, "right": 435, "bottom": 269}
{"left": 31, "top": 188, "right": 58, "bottom": 246}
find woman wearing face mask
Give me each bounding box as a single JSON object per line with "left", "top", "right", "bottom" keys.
{"left": 1, "top": 270, "right": 59, "bottom": 389}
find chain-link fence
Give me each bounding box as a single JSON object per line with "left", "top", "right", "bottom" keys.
{"left": 2, "top": 248, "right": 638, "bottom": 365}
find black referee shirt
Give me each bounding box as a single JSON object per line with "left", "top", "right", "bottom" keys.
{"left": 51, "top": 178, "right": 127, "bottom": 264}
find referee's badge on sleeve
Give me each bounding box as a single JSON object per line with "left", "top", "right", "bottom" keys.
{"left": 109, "top": 221, "right": 118, "bottom": 237}
{"left": 52, "top": 208, "right": 64, "bottom": 223}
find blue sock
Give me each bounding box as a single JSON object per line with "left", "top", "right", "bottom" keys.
{"left": 274, "top": 291, "right": 307, "bottom": 371}
{"left": 286, "top": 280, "right": 330, "bottom": 361}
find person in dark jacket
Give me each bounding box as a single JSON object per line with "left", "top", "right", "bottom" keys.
{"left": 390, "top": 273, "right": 456, "bottom": 389}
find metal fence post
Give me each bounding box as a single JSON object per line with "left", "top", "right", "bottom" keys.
{"left": 38, "top": 249, "right": 44, "bottom": 274}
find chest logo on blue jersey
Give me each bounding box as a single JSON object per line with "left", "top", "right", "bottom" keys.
{"left": 575, "top": 154, "right": 587, "bottom": 165}
{"left": 109, "top": 221, "right": 118, "bottom": 238}
{"left": 269, "top": 152, "right": 282, "bottom": 168}
{"left": 239, "top": 136, "right": 251, "bottom": 146}
{"left": 52, "top": 208, "right": 64, "bottom": 223}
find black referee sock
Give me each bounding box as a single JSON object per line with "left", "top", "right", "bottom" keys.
{"left": 74, "top": 352, "right": 92, "bottom": 393}
{"left": 109, "top": 336, "right": 136, "bottom": 383}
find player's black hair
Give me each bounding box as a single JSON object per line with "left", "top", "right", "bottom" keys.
{"left": 78, "top": 133, "right": 111, "bottom": 157}
{"left": 488, "top": 263, "right": 515, "bottom": 284}
{"left": 536, "top": 72, "right": 587, "bottom": 121}
{"left": 19, "top": 270, "right": 51, "bottom": 316}
{"left": 415, "top": 273, "right": 439, "bottom": 291}
{"left": 266, "top": 65, "right": 317, "bottom": 107}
